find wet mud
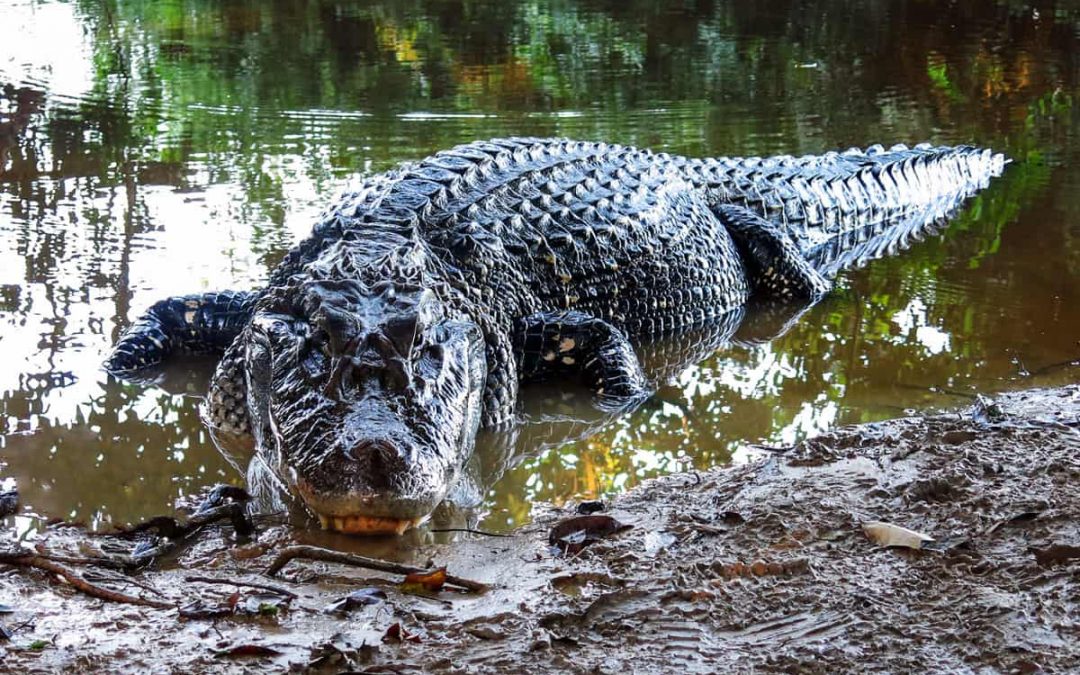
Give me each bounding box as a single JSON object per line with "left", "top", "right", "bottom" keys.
{"left": 1, "top": 386, "right": 1078, "bottom": 673}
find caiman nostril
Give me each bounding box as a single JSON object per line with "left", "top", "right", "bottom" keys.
{"left": 348, "top": 439, "right": 409, "bottom": 487}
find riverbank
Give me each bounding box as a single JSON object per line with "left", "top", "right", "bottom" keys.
{"left": 2, "top": 386, "right": 1078, "bottom": 673}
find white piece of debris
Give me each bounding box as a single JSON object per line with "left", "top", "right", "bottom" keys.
{"left": 862, "top": 521, "right": 935, "bottom": 550}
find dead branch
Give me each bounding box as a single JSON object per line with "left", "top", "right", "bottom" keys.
{"left": 0, "top": 552, "right": 172, "bottom": 609}
{"left": 428, "top": 527, "right": 511, "bottom": 538}
{"left": 183, "top": 574, "right": 298, "bottom": 599}
{"left": 264, "top": 545, "right": 488, "bottom": 593}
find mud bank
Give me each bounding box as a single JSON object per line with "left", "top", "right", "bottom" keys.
{"left": 2, "top": 386, "right": 1079, "bottom": 673}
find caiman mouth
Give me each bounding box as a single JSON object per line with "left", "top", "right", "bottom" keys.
{"left": 296, "top": 478, "right": 436, "bottom": 536}
{"left": 314, "top": 512, "right": 421, "bottom": 536}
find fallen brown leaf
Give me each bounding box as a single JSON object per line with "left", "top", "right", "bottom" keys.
{"left": 401, "top": 567, "right": 447, "bottom": 594}
{"left": 382, "top": 622, "right": 422, "bottom": 644}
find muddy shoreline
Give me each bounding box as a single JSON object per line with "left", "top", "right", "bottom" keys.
{"left": 2, "top": 386, "right": 1079, "bottom": 673}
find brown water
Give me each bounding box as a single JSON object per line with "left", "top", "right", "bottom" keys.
{"left": 0, "top": 0, "right": 1078, "bottom": 538}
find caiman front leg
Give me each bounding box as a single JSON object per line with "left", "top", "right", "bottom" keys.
{"left": 104, "top": 290, "right": 257, "bottom": 372}
{"left": 514, "top": 311, "right": 649, "bottom": 410}
{"left": 205, "top": 337, "right": 251, "bottom": 437}
{"left": 716, "top": 205, "right": 832, "bottom": 301}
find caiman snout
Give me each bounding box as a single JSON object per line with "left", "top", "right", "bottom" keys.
{"left": 293, "top": 425, "right": 448, "bottom": 536}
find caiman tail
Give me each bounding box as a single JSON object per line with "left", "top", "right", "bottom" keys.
{"left": 681, "top": 143, "right": 1008, "bottom": 277}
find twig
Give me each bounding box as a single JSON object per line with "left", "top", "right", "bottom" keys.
{"left": 183, "top": 574, "right": 298, "bottom": 599}
{"left": 0, "top": 552, "right": 172, "bottom": 609}
{"left": 85, "top": 569, "right": 168, "bottom": 598}
{"left": 24, "top": 550, "right": 132, "bottom": 571}
{"left": 428, "top": 527, "right": 510, "bottom": 538}
{"left": 264, "top": 545, "right": 488, "bottom": 593}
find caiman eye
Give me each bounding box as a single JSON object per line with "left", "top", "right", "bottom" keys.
{"left": 305, "top": 328, "right": 331, "bottom": 358}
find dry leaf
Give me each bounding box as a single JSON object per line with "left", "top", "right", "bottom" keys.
{"left": 382, "top": 622, "right": 422, "bottom": 643}
{"left": 862, "top": 521, "right": 935, "bottom": 550}
{"left": 401, "top": 567, "right": 447, "bottom": 594}
{"left": 213, "top": 644, "right": 283, "bottom": 658}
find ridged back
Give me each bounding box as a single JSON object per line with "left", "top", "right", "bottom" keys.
{"left": 677, "top": 143, "right": 1007, "bottom": 276}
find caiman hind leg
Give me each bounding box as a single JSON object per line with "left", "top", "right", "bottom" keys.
{"left": 716, "top": 205, "right": 832, "bottom": 301}
{"left": 514, "top": 310, "right": 649, "bottom": 410}
{"left": 105, "top": 290, "right": 257, "bottom": 372}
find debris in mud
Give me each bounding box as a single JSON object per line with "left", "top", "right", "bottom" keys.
{"left": 178, "top": 600, "right": 235, "bottom": 620}
{"left": 973, "top": 394, "right": 1007, "bottom": 423}
{"left": 861, "top": 521, "right": 935, "bottom": 550}
{"left": 382, "top": 622, "right": 422, "bottom": 644}
{"left": 307, "top": 632, "right": 378, "bottom": 669}
{"left": 401, "top": 567, "right": 447, "bottom": 594}
{"left": 212, "top": 643, "right": 284, "bottom": 658}
{"left": 178, "top": 586, "right": 291, "bottom": 621}
{"left": 182, "top": 574, "right": 297, "bottom": 599}
{"left": 548, "top": 515, "right": 632, "bottom": 555}
{"left": 0, "top": 548, "right": 172, "bottom": 608}
{"left": 1029, "top": 543, "right": 1080, "bottom": 567}
{"left": 0, "top": 489, "right": 18, "bottom": 517}
{"left": 642, "top": 530, "right": 677, "bottom": 556}
{"left": 266, "top": 545, "right": 488, "bottom": 593}
{"left": 710, "top": 558, "right": 810, "bottom": 581}
{"left": 575, "top": 500, "right": 606, "bottom": 514}
{"left": 324, "top": 588, "right": 388, "bottom": 614}
{"left": 115, "top": 484, "right": 253, "bottom": 539}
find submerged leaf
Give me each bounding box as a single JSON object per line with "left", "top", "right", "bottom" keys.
{"left": 862, "top": 521, "right": 935, "bottom": 550}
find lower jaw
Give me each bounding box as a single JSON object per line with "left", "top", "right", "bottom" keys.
{"left": 315, "top": 512, "right": 421, "bottom": 536}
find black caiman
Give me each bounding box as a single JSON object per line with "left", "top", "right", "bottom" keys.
{"left": 104, "top": 138, "right": 1006, "bottom": 534}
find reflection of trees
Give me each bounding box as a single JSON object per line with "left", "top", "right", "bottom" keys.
{"left": 0, "top": 379, "right": 238, "bottom": 529}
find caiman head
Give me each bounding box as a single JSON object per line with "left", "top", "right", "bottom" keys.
{"left": 243, "top": 277, "right": 486, "bottom": 535}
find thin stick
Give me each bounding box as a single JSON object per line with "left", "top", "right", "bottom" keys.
{"left": 19, "top": 551, "right": 132, "bottom": 570}
{"left": 428, "top": 527, "right": 510, "bottom": 538}
{"left": 264, "top": 545, "right": 488, "bottom": 593}
{"left": 0, "top": 553, "right": 172, "bottom": 609}
{"left": 183, "top": 574, "right": 298, "bottom": 599}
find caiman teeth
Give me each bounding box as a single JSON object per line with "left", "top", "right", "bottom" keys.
{"left": 317, "top": 513, "right": 418, "bottom": 536}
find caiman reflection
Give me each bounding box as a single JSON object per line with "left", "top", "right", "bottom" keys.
{"left": 104, "top": 137, "right": 1003, "bottom": 534}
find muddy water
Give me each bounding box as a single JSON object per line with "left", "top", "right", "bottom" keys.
{"left": 0, "top": 0, "right": 1078, "bottom": 539}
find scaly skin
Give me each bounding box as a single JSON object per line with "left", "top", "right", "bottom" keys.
{"left": 104, "top": 137, "right": 1006, "bottom": 534}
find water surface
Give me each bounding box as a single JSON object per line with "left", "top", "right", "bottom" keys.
{"left": 1, "top": 0, "right": 1079, "bottom": 538}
